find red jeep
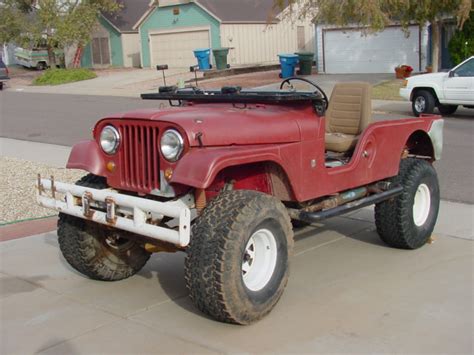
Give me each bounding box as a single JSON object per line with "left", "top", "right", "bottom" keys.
{"left": 37, "top": 78, "right": 443, "bottom": 324}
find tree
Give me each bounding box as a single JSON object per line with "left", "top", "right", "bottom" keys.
{"left": 275, "top": 0, "right": 472, "bottom": 72}
{"left": 448, "top": 12, "right": 473, "bottom": 65}
{"left": 0, "top": 0, "right": 120, "bottom": 67}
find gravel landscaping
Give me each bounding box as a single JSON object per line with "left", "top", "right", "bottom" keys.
{"left": 0, "top": 157, "right": 84, "bottom": 224}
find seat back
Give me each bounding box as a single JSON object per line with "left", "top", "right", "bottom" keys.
{"left": 325, "top": 82, "right": 372, "bottom": 135}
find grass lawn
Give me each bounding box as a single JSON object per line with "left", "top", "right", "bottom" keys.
{"left": 33, "top": 68, "right": 97, "bottom": 86}
{"left": 372, "top": 79, "right": 405, "bottom": 101}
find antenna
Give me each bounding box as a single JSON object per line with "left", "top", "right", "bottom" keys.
{"left": 156, "top": 64, "right": 168, "bottom": 86}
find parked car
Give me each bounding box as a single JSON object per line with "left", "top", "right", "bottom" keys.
{"left": 14, "top": 47, "right": 65, "bottom": 70}
{"left": 400, "top": 56, "right": 474, "bottom": 116}
{"left": 0, "top": 58, "right": 10, "bottom": 90}
{"left": 37, "top": 78, "right": 443, "bottom": 324}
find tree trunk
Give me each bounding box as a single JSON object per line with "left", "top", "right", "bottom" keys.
{"left": 47, "top": 45, "right": 56, "bottom": 69}
{"left": 431, "top": 20, "right": 440, "bottom": 73}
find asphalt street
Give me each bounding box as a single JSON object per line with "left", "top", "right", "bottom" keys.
{"left": 1, "top": 91, "right": 473, "bottom": 203}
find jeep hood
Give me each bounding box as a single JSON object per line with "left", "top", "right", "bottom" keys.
{"left": 107, "top": 104, "right": 306, "bottom": 147}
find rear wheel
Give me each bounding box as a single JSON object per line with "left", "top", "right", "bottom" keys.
{"left": 374, "top": 159, "right": 440, "bottom": 249}
{"left": 185, "top": 190, "right": 293, "bottom": 324}
{"left": 412, "top": 90, "right": 436, "bottom": 117}
{"left": 57, "top": 174, "right": 151, "bottom": 281}
{"left": 438, "top": 104, "right": 458, "bottom": 116}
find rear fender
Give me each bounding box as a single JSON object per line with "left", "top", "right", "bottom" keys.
{"left": 171, "top": 145, "right": 297, "bottom": 198}
{"left": 66, "top": 140, "right": 107, "bottom": 176}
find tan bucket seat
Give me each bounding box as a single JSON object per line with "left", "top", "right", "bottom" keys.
{"left": 325, "top": 82, "right": 372, "bottom": 153}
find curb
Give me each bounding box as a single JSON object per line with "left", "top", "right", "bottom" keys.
{"left": 0, "top": 216, "right": 58, "bottom": 242}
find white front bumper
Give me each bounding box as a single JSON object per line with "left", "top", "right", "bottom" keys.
{"left": 36, "top": 177, "right": 191, "bottom": 247}
{"left": 399, "top": 87, "right": 411, "bottom": 101}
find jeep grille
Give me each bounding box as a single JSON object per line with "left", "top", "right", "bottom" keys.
{"left": 117, "top": 123, "right": 160, "bottom": 192}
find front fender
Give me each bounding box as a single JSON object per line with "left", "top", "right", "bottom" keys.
{"left": 66, "top": 140, "right": 107, "bottom": 176}
{"left": 171, "top": 144, "right": 297, "bottom": 191}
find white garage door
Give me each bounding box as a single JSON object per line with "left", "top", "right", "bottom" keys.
{"left": 323, "top": 26, "right": 420, "bottom": 73}
{"left": 149, "top": 28, "right": 210, "bottom": 69}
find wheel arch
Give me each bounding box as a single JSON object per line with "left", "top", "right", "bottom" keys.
{"left": 171, "top": 147, "right": 298, "bottom": 201}
{"left": 410, "top": 86, "right": 441, "bottom": 105}
{"left": 405, "top": 130, "right": 435, "bottom": 161}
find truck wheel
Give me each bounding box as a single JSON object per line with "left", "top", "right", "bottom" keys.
{"left": 36, "top": 62, "right": 47, "bottom": 70}
{"left": 374, "top": 159, "right": 440, "bottom": 249}
{"left": 412, "top": 90, "right": 435, "bottom": 117}
{"left": 185, "top": 190, "right": 293, "bottom": 324}
{"left": 438, "top": 104, "right": 458, "bottom": 116}
{"left": 0, "top": 82, "right": 3, "bottom": 90}
{"left": 57, "top": 174, "right": 151, "bottom": 281}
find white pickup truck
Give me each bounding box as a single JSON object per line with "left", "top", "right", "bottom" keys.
{"left": 400, "top": 56, "right": 474, "bottom": 116}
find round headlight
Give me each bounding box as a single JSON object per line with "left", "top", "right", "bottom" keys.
{"left": 160, "top": 129, "right": 184, "bottom": 162}
{"left": 100, "top": 125, "right": 120, "bottom": 155}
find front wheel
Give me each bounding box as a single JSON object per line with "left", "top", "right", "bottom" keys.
{"left": 412, "top": 90, "right": 436, "bottom": 117}
{"left": 374, "top": 159, "right": 440, "bottom": 249}
{"left": 185, "top": 190, "right": 293, "bottom": 324}
{"left": 57, "top": 174, "right": 151, "bottom": 281}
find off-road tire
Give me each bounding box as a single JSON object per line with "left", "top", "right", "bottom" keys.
{"left": 374, "top": 159, "right": 440, "bottom": 249}
{"left": 185, "top": 190, "right": 293, "bottom": 324}
{"left": 438, "top": 104, "right": 458, "bottom": 116}
{"left": 412, "top": 90, "right": 436, "bottom": 117}
{"left": 57, "top": 174, "right": 151, "bottom": 281}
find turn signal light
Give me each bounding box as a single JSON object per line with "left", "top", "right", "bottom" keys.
{"left": 164, "top": 168, "right": 173, "bottom": 181}
{"left": 106, "top": 161, "right": 116, "bottom": 172}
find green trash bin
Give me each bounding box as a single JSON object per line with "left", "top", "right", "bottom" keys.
{"left": 296, "top": 51, "right": 314, "bottom": 75}
{"left": 213, "top": 48, "right": 230, "bottom": 70}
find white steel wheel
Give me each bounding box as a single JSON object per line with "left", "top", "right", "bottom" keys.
{"left": 413, "top": 183, "right": 431, "bottom": 226}
{"left": 414, "top": 96, "right": 426, "bottom": 113}
{"left": 242, "top": 228, "right": 278, "bottom": 292}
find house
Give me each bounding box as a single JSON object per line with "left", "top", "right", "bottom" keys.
{"left": 314, "top": 21, "right": 456, "bottom": 74}
{"left": 135, "top": 0, "right": 315, "bottom": 69}
{"left": 81, "top": 0, "right": 149, "bottom": 68}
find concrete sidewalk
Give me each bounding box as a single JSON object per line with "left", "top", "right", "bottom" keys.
{"left": 10, "top": 68, "right": 202, "bottom": 98}
{"left": 1, "top": 199, "right": 472, "bottom": 354}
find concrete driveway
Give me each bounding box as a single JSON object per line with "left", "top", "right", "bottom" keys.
{"left": 1, "top": 201, "right": 472, "bottom": 354}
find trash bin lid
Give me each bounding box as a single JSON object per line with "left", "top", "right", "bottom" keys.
{"left": 278, "top": 54, "right": 299, "bottom": 58}
{"left": 193, "top": 48, "right": 210, "bottom": 53}
{"left": 295, "top": 51, "right": 314, "bottom": 56}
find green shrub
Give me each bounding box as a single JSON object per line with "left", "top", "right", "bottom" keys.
{"left": 33, "top": 68, "right": 97, "bottom": 86}
{"left": 448, "top": 16, "right": 474, "bottom": 66}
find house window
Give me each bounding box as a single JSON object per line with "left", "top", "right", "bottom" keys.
{"left": 92, "top": 37, "right": 110, "bottom": 66}
{"left": 297, "top": 26, "right": 305, "bottom": 50}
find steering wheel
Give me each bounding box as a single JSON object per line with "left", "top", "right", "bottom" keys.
{"left": 279, "top": 77, "right": 329, "bottom": 115}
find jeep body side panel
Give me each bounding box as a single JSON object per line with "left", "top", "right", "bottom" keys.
{"left": 299, "top": 117, "right": 441, "bottom": 201}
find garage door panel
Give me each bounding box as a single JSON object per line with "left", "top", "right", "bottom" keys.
{"left": 150, "top": 30, "right": 210, "bottom": 68}
{"left": 324, "top": 27, "right": 419, "bottom": 74}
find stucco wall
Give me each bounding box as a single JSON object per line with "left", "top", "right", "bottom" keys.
{"left": 81, "top": 16, "right": 124, "bottom": 68}
{"left": 121, "top": 33, "right": 141, "bottom": 67}
{"left": 221, "top": 21, "right": 315, "bottom": 65}
{"left": 139, "top": 3, "right": 220, "bottom": 68}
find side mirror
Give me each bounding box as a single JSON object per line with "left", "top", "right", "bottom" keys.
{"left": 448, "top": 70, "right": 455, "bottom": 78}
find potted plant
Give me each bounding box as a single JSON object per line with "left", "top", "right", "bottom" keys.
{"left": 395, "top": 65, "right": 413, "bottom": 78}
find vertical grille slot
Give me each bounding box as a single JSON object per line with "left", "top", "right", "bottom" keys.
{"left": 118, "top": 123, "right": 159, "bottom": 192}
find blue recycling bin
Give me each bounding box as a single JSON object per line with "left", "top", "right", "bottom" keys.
{"left": 193, "top": 48, "right": 211, "bottom": 70}
{"left": 278, "top": 54, "right": 299, "bottom": 78}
